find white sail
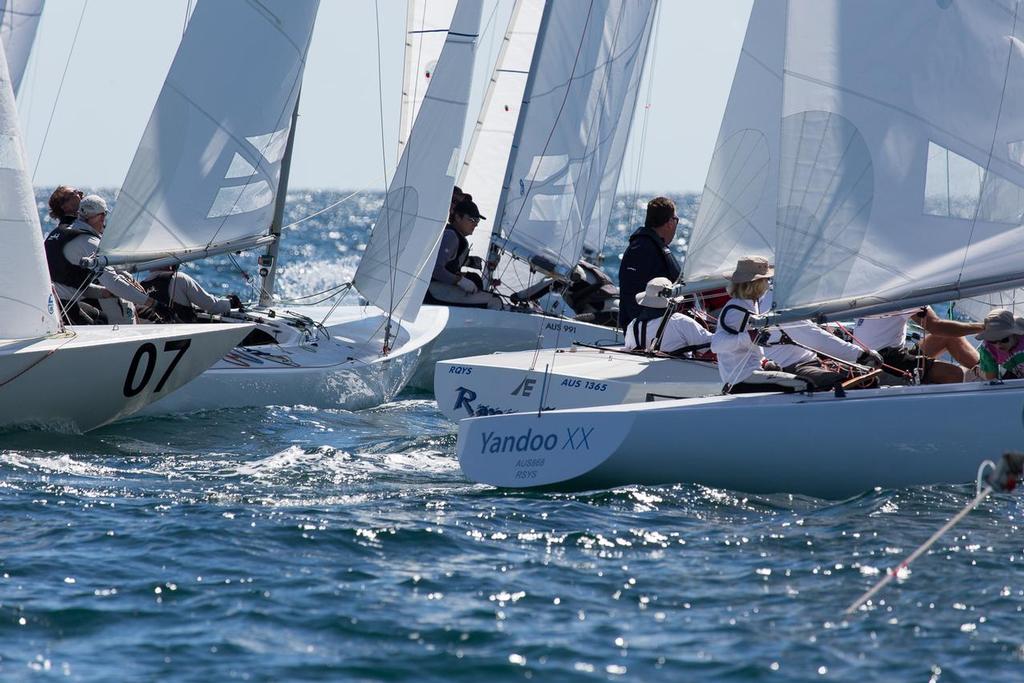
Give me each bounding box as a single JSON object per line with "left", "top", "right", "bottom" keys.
{"left": 97, "top": 0, "right": 319, "bottom": 267}
{"left": 459, "top": 0, "right": 544, "bottom": 262}
{"left": 0, "top": 36, "right": 58, "bottom": 339}
{"left": 0, "top": 0, "right": 44, "bottom": 95}
{"left": 772, "top": 0, "right": 1024, "bottom": 322}
{"left": 494, "top": 0, "right": 658, "bottom": 280}
{"left": 582, "top": 4, "right": 657, "bottom": 263}
{"left": 398, "top": 0, "right": 458, "bottom": 162}
{"left": 683, "top": 0, "right": 783, "bottom": 286}
{"left": 354, "top": 0, "right": 482, "bottom": 323}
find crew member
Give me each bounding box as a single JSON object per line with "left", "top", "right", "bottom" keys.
{"left": 142, "top": 265, "right": 243, "bottom": 322}
{"left": 624, "top": 277, "right": 712, "bottom": 356}
{"left": 425, "top": 199, "right": 501, "bottom": 309}
{"left": 618, "top": 196, "right": 681, "bottom": 331}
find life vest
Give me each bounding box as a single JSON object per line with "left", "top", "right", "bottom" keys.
{"left": 441, "top": 225, "right": 470, "bottom": 278}
{"left": 43, "top": 224, "right": 95, "bottom": 292}
{"left": 141, "top": 272, "right": 198, "bottom": 322}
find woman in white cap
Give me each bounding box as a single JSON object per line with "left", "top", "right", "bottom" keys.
{"left": 711, "top": 256, "right": 807, "bottom": 394}
{"left": 43, "top": 194, "right": 158, "bottom": 324}
{"left": 624, "top": 277, "right": 712, "bottom": 354}
{"left": 975, "top": 309, "right": 1024, "bottom": 380}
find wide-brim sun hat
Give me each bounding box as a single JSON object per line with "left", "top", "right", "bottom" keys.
{"left": 635, "top": 276, "right": 674, "bottom": 309}
{"left": 975, "top": 308, "right": 1024, "bottom": 341}
{"left": 728, "top": 255, "right": 774, "bottom": 283}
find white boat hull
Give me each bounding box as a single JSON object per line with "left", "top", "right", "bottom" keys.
{"left": 136, "top": 304, "right": 448, "bottom": 415}
{"left": 434, "top": 346, "right": 720, "bottom": 421}
{"left": 456, "top": 379, "right": 1024, "bottom": 499}
{"left": 408, "top": 305, "right": 622, "bottom": 392}
{"left": 0, "top": 324, "right": 250, "bottom": 432}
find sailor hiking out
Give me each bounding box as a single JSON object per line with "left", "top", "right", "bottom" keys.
{"left": 624, "top": 277, "right": 712, "bottom": 356}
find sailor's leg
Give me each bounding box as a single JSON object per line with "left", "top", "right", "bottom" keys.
{"left": 783, "top": 360, "right": 844, "bottom": 391}
{"left": 920, "top": 334, "right": 979, "bottom": 368}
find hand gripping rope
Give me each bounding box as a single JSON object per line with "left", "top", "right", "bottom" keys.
{"left": 844, "top": 452, "right": 1024, "bottom": 615}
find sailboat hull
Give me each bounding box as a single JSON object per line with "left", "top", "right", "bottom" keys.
{"left": 456, "top": 379, "right": 1024, "bottom": 499}
{"left": 434, "top": 346, "right": 720, "bottom": 421}
{"left": 135, "top": 305, "right": 448, "bottom": 415}
{"left": 408, "top": 305, "right": 622, "bottom": 392}
{"left": 0, "top": 324, "right": 251, "bottom": 432}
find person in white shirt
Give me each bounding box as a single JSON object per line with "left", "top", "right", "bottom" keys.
{"left": 760, "top": 290, "right": 882, "bottom": 390}
{"left": 43, "top": 194, "right": 158, "bottom": 324}
{"left": 141, "top": 265, "right": 243, "bottom": 322}
{"left": 624, "top": 277, "right": 712, "bottom": 354}
{"left": 852, "top": 306, "right": 982, "bottom": 383}
{"left": 711, "top": 256, "right": 808, "bottom": 394}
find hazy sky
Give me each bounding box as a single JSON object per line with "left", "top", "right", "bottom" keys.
{"left": 16, "top": 0, "right": 752, "bottom": 193}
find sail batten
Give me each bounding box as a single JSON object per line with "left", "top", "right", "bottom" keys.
{"left": 98, "top": 0, "right": 319, "bottom": 265}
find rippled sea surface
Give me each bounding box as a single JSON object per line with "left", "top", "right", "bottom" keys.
{"left": 3, "top": 190, "right": 1022, "bottom": 681}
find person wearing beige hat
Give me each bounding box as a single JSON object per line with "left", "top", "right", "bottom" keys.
{"left": 975, "top": 309, "right": 1024, "bottom": 380}
{"left": 624, "top": 277, "right": 712, "bottom": 354}
{"left": 711, "top": 256, "right": 808, "bottom": 394}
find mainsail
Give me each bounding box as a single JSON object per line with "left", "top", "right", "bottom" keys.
{"left": 397, "top": 0, "right": 458, "bottom": 162}
{"left": 771, "top": 0, "right": 1024, "bottom": 322}
{"left": 683, "top": 0, "right": 784, "bottom": 286}
{"left": 492, "top": 0, "right": 658, "bottom": 281}
{"left": 0, "top": 0, "right": 44, "bottom": 95}
{"left": 354, "top": 0, "right": 482, "bottom": 324}
{"left": 97, "top": 0, "right": 319, "bottom": 268}
{"left": 0, "top": 35, "right": 59, "bottom": 339}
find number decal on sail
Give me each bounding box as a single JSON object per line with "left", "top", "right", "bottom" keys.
{"left": 123, "top": 339, "right": 193, "bottom": 397}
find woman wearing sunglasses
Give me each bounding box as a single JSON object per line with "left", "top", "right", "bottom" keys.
{"left": 976, "top": 309, "right": 1024, "bottom": 380}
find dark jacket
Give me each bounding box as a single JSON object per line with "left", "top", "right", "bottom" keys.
{"left": 617, "top": 226, "right": 681, "bottom": 331}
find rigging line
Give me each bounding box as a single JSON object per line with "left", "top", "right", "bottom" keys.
{"left": 626, "top": 1, "right": 660, "bottom": 232}
{"left": 955, "top": 3, "right": 1019, "bottom": 291}
{"left": 31, "top": 0, "right": 88, "bottom": 181}
{"left": 373, "top": 0, "right": 397, "bottom": 343}
{"left": 278, "top": 184, "right": 382, "bottom": 231}
{"left": 182, "top": 0, "right": 191, "bottom": 36}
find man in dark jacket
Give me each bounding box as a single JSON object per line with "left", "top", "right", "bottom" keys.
{"left": 617, "top": 196, "right": 682, "bottom": 331}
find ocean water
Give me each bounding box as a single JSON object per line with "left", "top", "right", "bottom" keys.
{"left": 2, "top": 190, "right": 1021, "bottom": 681}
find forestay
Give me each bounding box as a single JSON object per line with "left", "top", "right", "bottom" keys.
{"left": 97, "top": 0, "right": 319, "bottom": 267}
{"left": 0, "top": 0, "right": 44, "bottom": 95}
{"left": 398, "top": 0, "right": 458, "bottom": 162}
{"left": 771, "top": 0, "right": 1024, "bottom": 322}
{"left": 493, "top": 0, "right": 657, "bottom": 280}
{"left": 683, "top": 0, "right": 784, "bottom": 286}
{"left": 0, "top": 38, "right": 59, "bottom": 339}
{"left": 354, "top": 0, "right": 482, "bottom": 323}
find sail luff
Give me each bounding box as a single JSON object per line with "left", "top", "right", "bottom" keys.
{"left": 0, "top": 33, "right": 59, "bottom": 339}
{"left": 353, "top": 0, "right": 482, "bottom": 323}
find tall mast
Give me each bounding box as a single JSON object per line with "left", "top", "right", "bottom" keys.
{"left": 258, "top": 92, "right": 301, "bottom": 307}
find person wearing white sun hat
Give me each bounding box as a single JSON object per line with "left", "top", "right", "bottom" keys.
{"left": 623, "top": 277, "right": 712, "bottom": 355}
